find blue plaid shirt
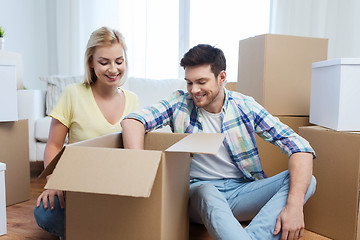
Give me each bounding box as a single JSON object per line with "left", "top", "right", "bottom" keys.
{"left": 125, "top": 89, "right": 315, "bottom": 180}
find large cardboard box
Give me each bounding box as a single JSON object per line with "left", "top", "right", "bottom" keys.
{"left": 0, "top": 162, "right": 6, "bottom": 236}
{"left": 0, "top": 119, "right": 30, "bottom": 206}
{"left": 0, "top": 60, "right": 18, "bottom": 122}
{"left": 299, "top": 126, "right": 360, "bottom": 240}
{"left": 258, "top": 116, "right": 312, "bottom": 177}
{"left": 310, "top": 58, "right": 360, "bottom": 131}
{"left": 41, "top": 132, "right": 224, "bottom": 240}
{"left": 237, "top": 34, "right": 328, "bottom": 116}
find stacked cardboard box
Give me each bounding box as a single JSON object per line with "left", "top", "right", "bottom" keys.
{"left": 300, "top": 126, "right": 360, "bottom": 240}
{"left": 0, "top": 119, "right": 30, "bottom": 206}
{"left": 41, "top": 132, "right": 224, "bottom": 240}
{"left": 310, "top": 58, "right": 360, "bottom": 131}
{"left": 299, "top": 58, "right": 360, "bottom": 239}
{"left": 236, "top": 34, "right": 328, "bottom": 176}
{"left": 237, "top": 34, "right": 328, "bottom": 116}
{"left": 0, "top": 60, "right": 18, "bottom": 122}
{"left": 0, "top": 162, "right": 6, "bottom": 236}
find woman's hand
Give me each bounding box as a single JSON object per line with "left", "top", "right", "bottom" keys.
{"left": 36, "top": 189, "right": 65, "bottom": 210}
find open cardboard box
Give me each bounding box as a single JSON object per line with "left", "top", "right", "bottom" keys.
{"left": 40, "top": 131, "right": 224, "bottom": 240}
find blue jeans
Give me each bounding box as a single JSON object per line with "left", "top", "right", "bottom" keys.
{"left": 33, "top": 196, "right": 65, "bottom": 237}
{"left": 189, "top": 170, "right": 316, "bottom": 240}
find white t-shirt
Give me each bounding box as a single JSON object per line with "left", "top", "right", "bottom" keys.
{"left": 190, "top": 108, "right": 243, "bottom": 180}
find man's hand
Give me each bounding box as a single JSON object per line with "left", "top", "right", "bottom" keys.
{"left": 273, "top": 203, "right": 305, "bottom": 240}
{"left": 36, "top": 189, "right": 65, "bottom": 210}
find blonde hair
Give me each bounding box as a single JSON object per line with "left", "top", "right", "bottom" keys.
{"left": 84, "top": 26, "right": 128, "bottom": 86}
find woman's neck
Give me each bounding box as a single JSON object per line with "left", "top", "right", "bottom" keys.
{"left": 91, "top": 82, "right": 119, "bottom": 99}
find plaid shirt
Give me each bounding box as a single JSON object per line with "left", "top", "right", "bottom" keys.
{"left": 125, "top": 89, "right": 315, "bottom": 180}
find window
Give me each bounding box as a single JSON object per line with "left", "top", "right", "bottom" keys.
{"left": 119, "top": 0, "right": 270, "bottom": 80}
{"left": 189, "top": 0, "right": 270, "bottom": 82}
{"left": 119, "top": 0, "right": 179, "bottom": 80}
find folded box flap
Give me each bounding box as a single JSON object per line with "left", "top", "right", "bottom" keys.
{"left": 39, "top": 132, "right": 123, "bottom": 179}
{"left": 166, "top": 133, "right": 225, "bottom": 155}
{"left": 45, "top": 146, "right": 162, "bottom": 198}
{"left": 39, "top": 147, "right": 65, "bottom": 178}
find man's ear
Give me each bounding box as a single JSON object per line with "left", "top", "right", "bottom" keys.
{"left": 218, "top": 70, "right": 227, "bottom": 85}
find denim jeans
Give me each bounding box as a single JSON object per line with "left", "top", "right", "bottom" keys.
{"left": 33, "top": 196, "right": 65, "bottom": 237}
{"left": 189, "top": 170, "right": 316, "bottom": 240}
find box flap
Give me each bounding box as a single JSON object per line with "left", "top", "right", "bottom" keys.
{"left": 166, "top": 133, "right": 225, "bottom": 154}
{"left": 45, "top": 146, "right": 162, "bottom": 198}
{"left": 39, "top": 132, "right": 123, "bottom": 179}
{"left": 70, "top": 132, "right": 123, "bottom": 148}
{"left": 312, "top": 58, "right": 360, "bottom": 68}
{"left": 38, "top": 147, "right": 65, "bottom": 178}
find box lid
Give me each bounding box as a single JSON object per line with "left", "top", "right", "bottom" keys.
{"left": 166, "top": 133, "right": 225, "bottom": 154}
{"left": 45, "top": 146, "right": 163, "bottom": 198}
{"left": 0, "top": 60, "right": 16, "bottom": 66}
{"left": 0, "top": 162, "right": 5, "bottom": 171}
{"left": 312, "top": 58, "right": 360, "bottom": 68}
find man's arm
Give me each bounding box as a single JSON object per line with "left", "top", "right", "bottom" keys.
{"left": 121, "top": 118, "right": 146, "bottom": 149}
{"left": 273, "top": 152, "right": 313, "bottom": 240}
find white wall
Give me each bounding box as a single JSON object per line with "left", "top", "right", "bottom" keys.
{"left": 0, "top": 0, "right": 49, "bottom": 89}
{"left": 270, "top": 0, "right": 360, "bottom": 59}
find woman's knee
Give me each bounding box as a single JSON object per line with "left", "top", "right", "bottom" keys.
{"left": 33, "top": 196, "right": 65, "bottom": 236}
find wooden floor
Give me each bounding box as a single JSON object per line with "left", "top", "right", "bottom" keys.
{"left": 4, "top": 177, "right": 58, "bottom": 240}
{"left": 4, "top": 177, "right": 331, "bottom": 240}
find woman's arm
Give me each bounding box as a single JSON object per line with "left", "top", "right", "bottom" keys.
{"left": 36, "top": 118, "right": 68, "bottom": 209}
{"left": 44, "top": 118, "right": 68, "bottom": 168}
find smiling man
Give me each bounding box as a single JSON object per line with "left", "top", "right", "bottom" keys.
{"left": 121, "top": 44, "right": 316, "bottom": 240}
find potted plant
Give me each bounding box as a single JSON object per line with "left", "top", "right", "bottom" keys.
{"left": 0, "top": 26, "right": 5, "bottom": 50}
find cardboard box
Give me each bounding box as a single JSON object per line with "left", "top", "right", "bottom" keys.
{"left": 0, "top": 51, "right": 24, "bottom": 90}
{"left": 237, "top": 34, "right": 328, "bottom": 116}
{"left": 258, "top": 116, "right": 312, "bottom": 177}
{"left": 310, "top": 58, "right": 360, "bottom": 131}
{"left": 41, "top": 132, "right": 224, "bottom": 240}
{"left": 0, "top": 119, "right": 30, "bottom": 206}
{"left": 225, "top": 82, "right": 237, "bottom": 91}
{"left": 299, "top": 126, "right": 360, "bottom": 240}
{"left": 0, "top": 60, "right": 18, "bottom": 122}
{"left": 0, "top": 162, "right": 6, "bottom": 236}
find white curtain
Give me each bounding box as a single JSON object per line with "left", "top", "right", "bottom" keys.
{"left": 46, "top": 0, "right": 121, "bottom": 77}
{"left": 270, "top": 0, "right": 360, "bottom": 59}
{"left": 46, "top": 0, "right": 81, "bottom": 76}
{"left": 46, "top": 0, "right": 180, "bottom": 79}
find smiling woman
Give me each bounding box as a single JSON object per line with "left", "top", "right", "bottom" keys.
{"left": 33, "top": 26, "right": 140, "bottom": 239}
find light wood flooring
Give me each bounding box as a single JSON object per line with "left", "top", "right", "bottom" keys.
{"left": 4, "top": 176, "right": 332, "bottom": 240}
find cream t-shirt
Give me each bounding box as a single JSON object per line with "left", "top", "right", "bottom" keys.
{"left": 50, "top": 83, "right": 139, "bottom": 144}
